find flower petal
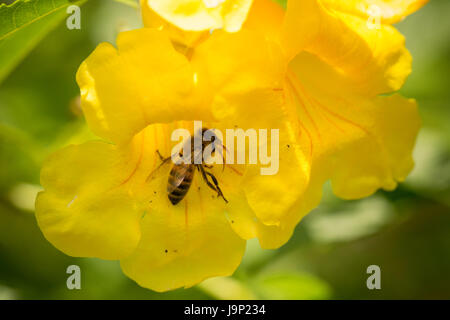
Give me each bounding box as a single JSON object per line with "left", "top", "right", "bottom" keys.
{"left": 120, "top": 151, "right": 246, "bottom": 292}
{"left": 287, "top": 51, "right": 420, "bottom": 199}
{"left": 192, "top": 29, "right": 286, "bottom": 97}
{"left": 282, "top": 0, "right": 412, "bottom": 95}
{"left": 76, "top": 28, "right": 212, "bottom": 145}
{"left": 242, "top": 0, "right": 284, "bottom": 40}
{"left": 140, "top": 0, "right": 209, "bottom": 48}
{"left": 38, "top": 118, "right": 249, "bottom": 291}
{"left": 36, "top": 120, "right": 246, "bottom": 262}
{"left": 141, "top": 0, "right": 253, "bottom": 32}
{"left": 249, "top": 51, "right": 419, "bottom": 249}
{"left": 254, "top": 176, "right": 325, "bottom": 249}
{"left": 320, "top": 0, "right": 429, "bottom": 24}
{"left": 35, "top": 141, "right": 143, "bottom": 260}
{"left": 192, "top": 31, "right": 310, "bottom": 226}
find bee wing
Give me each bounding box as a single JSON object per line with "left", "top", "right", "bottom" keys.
{"left": 145, "top": 156, "right": 172, "bottom": 182}
{"left": 167, "top": 163, "right": 193, "bottom": 193}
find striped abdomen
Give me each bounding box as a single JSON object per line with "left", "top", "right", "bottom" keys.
{"left": 167, "top": 163, "right": 195, "bottom": 205}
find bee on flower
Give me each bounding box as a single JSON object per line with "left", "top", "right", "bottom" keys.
{"left": 35, "top": 0, "right": 428, "bottom": 291}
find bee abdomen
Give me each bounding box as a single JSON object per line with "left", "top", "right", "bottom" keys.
{"left": 168, "top": 184, "right": 191, "bottom": 205}
{"left": 167, "top": 166, "right": 194, "bottom": 205}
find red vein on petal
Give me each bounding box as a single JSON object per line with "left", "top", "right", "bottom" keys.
{"left": 119, "top": 131, "right": 145, "bottom": 186}
{"left": 184, "top": 199, "right": 189, "bottom": 233}
{"left": 196, "top": 179, "right": 204, "bottom": 220}
{"left": 290, "top": 71, "right": 370, "bottom": 136}
{"left": 286, "top": 80, "right": 314, "bottom": 161}
{"left": 287, "top": 74, "right": 322, "bottom": 142}
{"left": 226, "top": 164, "right": 243, "bottom": 176}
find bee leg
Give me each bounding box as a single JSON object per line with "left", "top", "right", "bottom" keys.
{"left": 205, "top": 171, "right": 228, "bottom": 203}
{"left": 204, "top": 164, "right": 213, "bottom": 169}
{"left": 200, "top": 167, "right": 228, "bottom": 203}
{"left": 221, "top": 147, "right": 226, "bottom": 172}
{"left": 198, "top": 165, "right": 227, "bottom": 203}
{"left": 199, "top": 165, "right": 218, "bottom": 192}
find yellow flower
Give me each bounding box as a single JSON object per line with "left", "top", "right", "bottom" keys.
{"left": 141, "top": 0, "right": 254, "bottom": 32}
{"left": 318, "top": 0, "right": 429, "bottom": 24}
{"left": 139, "top": 0, "right": 254, "bottom": 49}
{"left": 35, "top": 0, "right": 427, "bottom": 291}
{"left": 185, "top": 0, "right": 427, "bottom": 247}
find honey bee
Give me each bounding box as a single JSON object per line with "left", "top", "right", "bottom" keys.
{"left": 147, "top": 128, "right": 228, "bottom": 205}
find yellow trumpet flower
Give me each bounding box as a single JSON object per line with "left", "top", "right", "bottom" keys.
{"left": 35, "top": 0, "right": 427, "bottom": 291}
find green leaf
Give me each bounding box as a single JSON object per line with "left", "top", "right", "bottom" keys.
{"left": 0, "top": 0, "right": 86, "bottom": 85}
{"left": 112, "top": 0, "right": 138, "bottom": 9}
{"left": 253, "top": 273, "right": 332, "bottom": 300}
{"left": 197, "top": 277, "right": 257, "bottom": 300}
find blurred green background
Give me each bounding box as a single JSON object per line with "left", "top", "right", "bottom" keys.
{"left": 0, "top": 0, "right": 449, "bottom": 299}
